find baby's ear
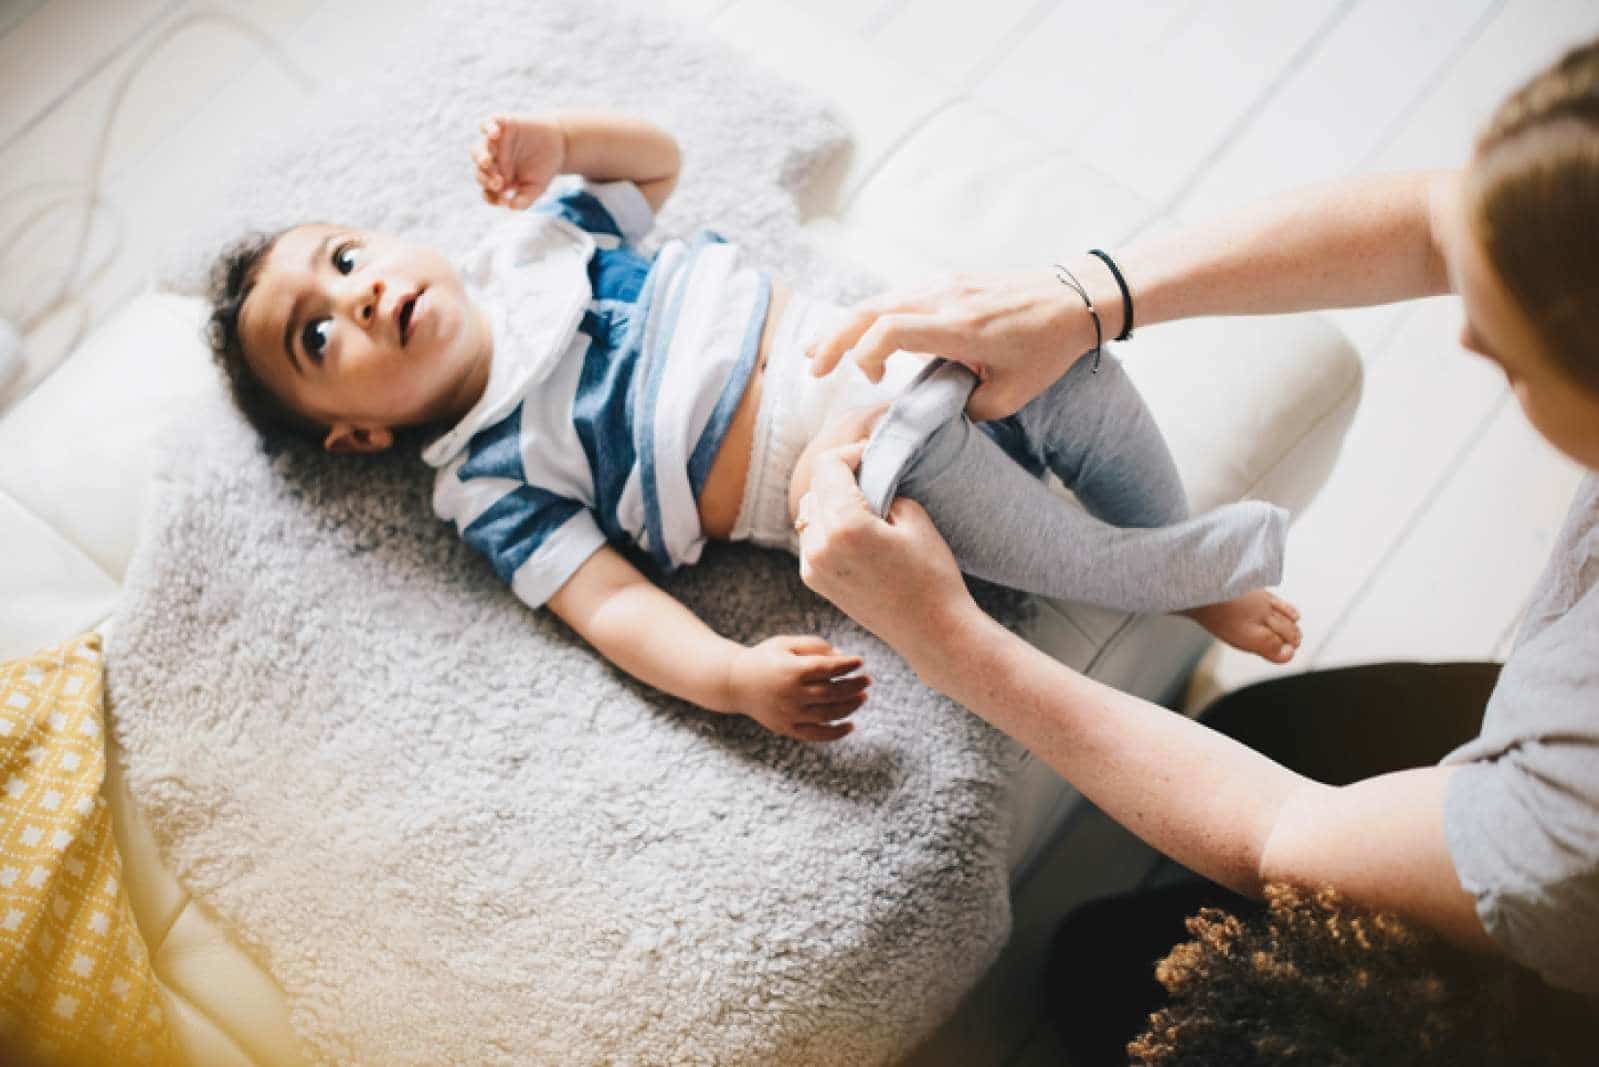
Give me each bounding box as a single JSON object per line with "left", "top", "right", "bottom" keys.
{"left": 323, "top": 422, "right": 394, "bottom": 455}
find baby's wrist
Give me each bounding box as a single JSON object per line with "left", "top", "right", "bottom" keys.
{"left": 712, "top": 645, "right": 750, "bottom": 716}
{"left": 548, "top": 113, "right": 573, "bottom": 173}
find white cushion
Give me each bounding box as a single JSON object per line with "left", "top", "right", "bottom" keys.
{"left": 0, "top": 292, "right": 217, "bottom": 584}
{"left": 1122, "top": 311, "right": 1362, "bottom": 514}
{"left": 0, "top": 491, "right": 120, "bottom": 661}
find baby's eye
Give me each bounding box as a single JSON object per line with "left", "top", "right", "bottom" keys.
{"left": 301, "top": 318, "right": 332, "bottom": 363}
{"left": 332, "top": 241, "right": 360, "bottom": 275}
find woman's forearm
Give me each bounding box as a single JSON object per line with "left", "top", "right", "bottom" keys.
{"left": 1116, "top": 170, "right": 1457, "bottom": 329}
{"left": 915, "top": 606, "right": 1488, "bottom": 949}
{"left": 919, "top": 607, "right": 1309, "bottom": 894}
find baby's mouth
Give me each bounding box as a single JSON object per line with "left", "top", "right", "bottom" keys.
{"left": 398, "top": 289, "right": 423, "bottom": 346}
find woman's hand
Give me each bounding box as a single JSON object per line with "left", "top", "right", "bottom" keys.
{"left": 725, "top": 635, "right": 869, "bottom": 742}
{"left": 787, "top": 403, "right": 889, "bottom": 523}
{"left": 473, "top": 114, "right": 567, "bottom": 210}
{"left": 805, "top": 269, "right": 1110, "bottom": 422}
{"left": 793, "top": 442, "right": 984, "bottom": 671}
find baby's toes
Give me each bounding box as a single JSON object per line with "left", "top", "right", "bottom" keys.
{"left": 1255, "top": 624, "right": 1297, "bottom": 663}
{"left": 1269, "top": 594, "right": 1301, "bottom": 622}
{"left": 1265, "top": 607, "right": 1302, "bottom": 649}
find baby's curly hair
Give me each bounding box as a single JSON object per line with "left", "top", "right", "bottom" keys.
{"left": 1128, "top": 884, "right": 1592, "bottom": 1066}
{"left": 205, "top": 229, "right": 325, "bottom": 445}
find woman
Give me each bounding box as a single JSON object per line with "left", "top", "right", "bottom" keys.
{"left": 792, "top": 34, "right": 1599, "bottom": 1008}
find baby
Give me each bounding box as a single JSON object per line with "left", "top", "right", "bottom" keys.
{"left": 207, "top": 110, "right": 1301, "bottom": 742}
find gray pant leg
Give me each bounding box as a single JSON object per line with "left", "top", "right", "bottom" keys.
{"left": 859, "top": 353, "right": 1185, "bottom": 526}
{"left": 857, "top": 357, "right": 1288, "bottom": 613}
{"left": 898, "top": 416, "right": 1287, "bottom": 612}
{"left": 858, "top": 359, "right": 976, "bottom": 517}
{"left": 1013, "top": 348, "right": 1189, "bottom": 528}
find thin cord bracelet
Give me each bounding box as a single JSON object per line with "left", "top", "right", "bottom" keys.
{"left": 1051, "top": 263, "right": 1102, "bottom": 373}
{"left": 1087, "top": 248, "right": 1134, "bottom": 341}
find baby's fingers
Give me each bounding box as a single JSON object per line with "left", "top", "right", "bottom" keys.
{"left": 472, "top": 147, "right": 503, "bottom": 192}
{"left": 797, "top": 654, "right": 864, "bottom": 683}
{"left": 799, "top": 694, "right": 868, "bottom": 722}
{"left": 801, "top": 675, "right": 870, "bottom": 704}
{"left": 792, "top": 720, "right": 854, "bottom": 743}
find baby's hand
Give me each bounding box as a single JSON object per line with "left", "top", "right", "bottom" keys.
{"left": 727, "top": 635, "right": 869, "bottom": 742}
{"left": 473, "top": 114, "right": 566, "bottom": 210}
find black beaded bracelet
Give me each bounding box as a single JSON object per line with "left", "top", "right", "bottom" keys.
{"left": 1087, "top": 248, "right": 1134, "bottom": 341}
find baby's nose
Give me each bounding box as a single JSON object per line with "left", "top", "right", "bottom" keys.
{"left": 353, "top": 279, "right": 384, "bottom": 325}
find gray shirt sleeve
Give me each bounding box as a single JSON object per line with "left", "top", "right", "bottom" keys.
{"left": 1442, "top": 475, "right": 1599, "bottom": 993}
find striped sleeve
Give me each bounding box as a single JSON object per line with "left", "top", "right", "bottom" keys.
{"left": 432, "top": 458, "right": 608, "bottom": 610}
{"left": 533, "top": 176, "right": 655, "bottom": 247}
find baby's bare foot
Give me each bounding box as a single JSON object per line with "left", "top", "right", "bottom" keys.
{"left": 1183, "top": 591, "right": 1302, "bottom": 664}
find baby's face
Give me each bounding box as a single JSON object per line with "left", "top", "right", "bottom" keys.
{"left": 239, "top": 224, "right": 491, "bottom": 450}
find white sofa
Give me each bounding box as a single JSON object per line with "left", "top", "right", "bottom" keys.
{"left": 0, "top": 2, "right": 1361, "bottom": 1063}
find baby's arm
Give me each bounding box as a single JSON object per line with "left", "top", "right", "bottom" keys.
{"left": 546, "top": 544, "right": 869, "bottom": 742}
{"left": 473, "top": 110, "right": 681, "bottom": 212}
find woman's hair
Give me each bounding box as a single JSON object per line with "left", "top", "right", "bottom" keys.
{"left": 205, "top": 229, "right": 326, "bottom": 445}
{"left": 1127, "top": 884, "right": 1593, "bottom": 1067}
{"left": 1466, "top": 34, "right": 1599, "bottom": 392}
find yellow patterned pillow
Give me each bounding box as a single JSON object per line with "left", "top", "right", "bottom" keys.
{"left": 0, "top": 633, "right": 180, "bottom": 1066}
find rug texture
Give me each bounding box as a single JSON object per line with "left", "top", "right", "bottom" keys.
{"left": 110, "top": 2, "right": 1025, "bottom": 1064}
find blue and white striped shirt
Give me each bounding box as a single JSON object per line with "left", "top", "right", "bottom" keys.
{"left": 423, "top": 178, "right": 772, "bottom": 609}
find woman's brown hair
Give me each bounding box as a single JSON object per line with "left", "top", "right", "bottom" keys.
{"left": 1467, "top": 35, "right": 1599, "bottom": 393}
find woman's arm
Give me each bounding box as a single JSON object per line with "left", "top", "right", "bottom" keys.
{"left": 1120, "top": 169, "right": 1455, "bottom": 325}
{"left": 546, "top": 545, "right": 868, "bottom": 741}
{"left": 808, "top": 170, "right": 1459, "bottom": 421}
{"left": 794, "top": 445, "right": 1493, "bottom": 950}
{"left": 938, "top": 608, "right": 1489, "bottom": 948}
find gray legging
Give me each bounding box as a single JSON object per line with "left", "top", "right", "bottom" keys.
{"left": 856, "top": 351, "right": 1287, "bottom": 614}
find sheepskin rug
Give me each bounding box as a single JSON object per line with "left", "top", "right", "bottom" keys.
{"left": 109, "top": 2, "right": 1025, "bottom": 1063}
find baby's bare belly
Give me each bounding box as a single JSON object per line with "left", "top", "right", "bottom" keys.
{"left": 696, "top": 282, "right": 789, "bottom": 540}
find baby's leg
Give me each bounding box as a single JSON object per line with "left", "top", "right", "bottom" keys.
{"left": 893, "top": 412, "right": 1288, "bottom": 614}
{"left": 1006, "top": 348, "right": 1187, "bottom": 528}
{"left": 858, "top": 352, "right": 1187, "bottom": 528}
{"left": 1000, "top": 351, "right": 1303, "bottom": 656}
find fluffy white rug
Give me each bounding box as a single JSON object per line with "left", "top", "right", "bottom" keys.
{"left": 112, "top": 2, "right": 1026, "bottom": 1063}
